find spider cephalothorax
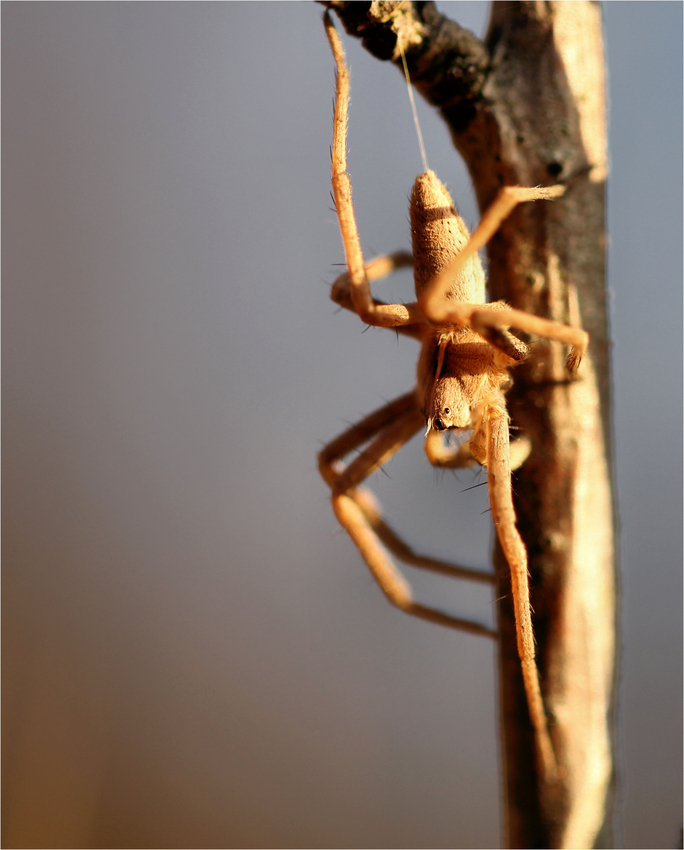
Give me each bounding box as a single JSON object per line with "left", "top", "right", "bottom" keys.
{"left": 418, "top": 330, "right": 511, "bottom": 434}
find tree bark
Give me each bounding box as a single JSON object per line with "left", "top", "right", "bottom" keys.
{"left": 324, "top": 2, "right": 617, "bottom": 847}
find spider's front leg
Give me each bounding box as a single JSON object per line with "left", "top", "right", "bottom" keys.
{"left": 319, "top": 392, "right": 496, "bottom": 639}
{"left": 484, "top": 406, "right": 558, "bottom": 781}
{"left": 424, "top": 428, "right": 532, "bottom": 472}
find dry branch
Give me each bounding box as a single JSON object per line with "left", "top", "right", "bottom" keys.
{"left": 324, "top": 2, "right": 617, "bottom": 847}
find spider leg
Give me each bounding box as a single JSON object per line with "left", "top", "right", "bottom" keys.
{"left": 424, "top": 301, "right": 588, "bottom": 372}
{"left": 319, "top": 392, "right": 417, "bottom": 490}
{"left": 324, "top": 13, "right": 422, "bottom": 330}
{"left": 416, "top": 183, "right": 588, "bottom": 368}
{"left": 332, "top": 492, "right": 495, "bottom": 637}
{"left": 471, "top": 304, "right": 587, "bottom": 371}
{"left": 319, "top": 393, "right": 496, "bottom": 638}
{"left": 509, "top": 436, "right": 532, "bottom": 471}
{"left": 322, "top": 395, "right": 490, "bottom": 582}
{"left": 424, "top": 427, "right": 531, "bottom": 472}
{"left": 424, "top": 430, "right": 479, "bottom": 468}
{"left": 331, "top": 251, "right": 422, "bottom": 340}
{"left": 467, "top": 303, "right": 530, "bottom": 364}
{"left": 486, "top": 408, "right": 558, "bottom": 781}
{"left": 419, "top": 185, "right": 565, "bottom": 316}
{"left": 352, "top": 487, "right": 493, "bottom": 585}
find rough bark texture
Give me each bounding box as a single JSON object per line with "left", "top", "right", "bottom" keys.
{"left": 325, "top": 2, "right": 617, "bottom": 848}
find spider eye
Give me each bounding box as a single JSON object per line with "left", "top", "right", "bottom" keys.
{"left": 443, "top": 408, "right": 451, "bottom": 415}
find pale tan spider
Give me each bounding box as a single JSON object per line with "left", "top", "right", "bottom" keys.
{"left": 318, "top": 13, "right": 588, "bottom": 782}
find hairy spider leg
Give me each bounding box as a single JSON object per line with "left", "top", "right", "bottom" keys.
{"left": 319, "top": 392, "right": 496, "bottom": 639}
{"left": 324, "top": 11, "right": 422, "bottom": 330}
{"left": 417, "top": 185, "right": 588, "bottom": 370}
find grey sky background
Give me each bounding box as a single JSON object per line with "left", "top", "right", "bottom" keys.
{"left": 3, "top": 2, "right": 681, "bottom": 847}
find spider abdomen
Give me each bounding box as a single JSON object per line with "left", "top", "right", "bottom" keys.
{"left": 410, "top": 170, "right": 486, "bottom": 305}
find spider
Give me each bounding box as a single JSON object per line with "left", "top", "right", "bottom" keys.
{"left": 318, "top": 12, "right": 588, "bottom": 782}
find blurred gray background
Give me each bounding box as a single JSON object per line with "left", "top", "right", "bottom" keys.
{"left": 3, "top": 2, "right": 681, "bottom": 847}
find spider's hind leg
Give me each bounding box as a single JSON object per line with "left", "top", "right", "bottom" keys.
{"left": 472, "top": 304, "right": 530, "bottom": 364}
{"left": 416, "top": 183, "right": 588, "bottom": 371}
{"left": 330, "top": 251, "right": 422, "bottom": 340}
{"left": 323, "top": 12, "right": 422, "bottom": 331}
